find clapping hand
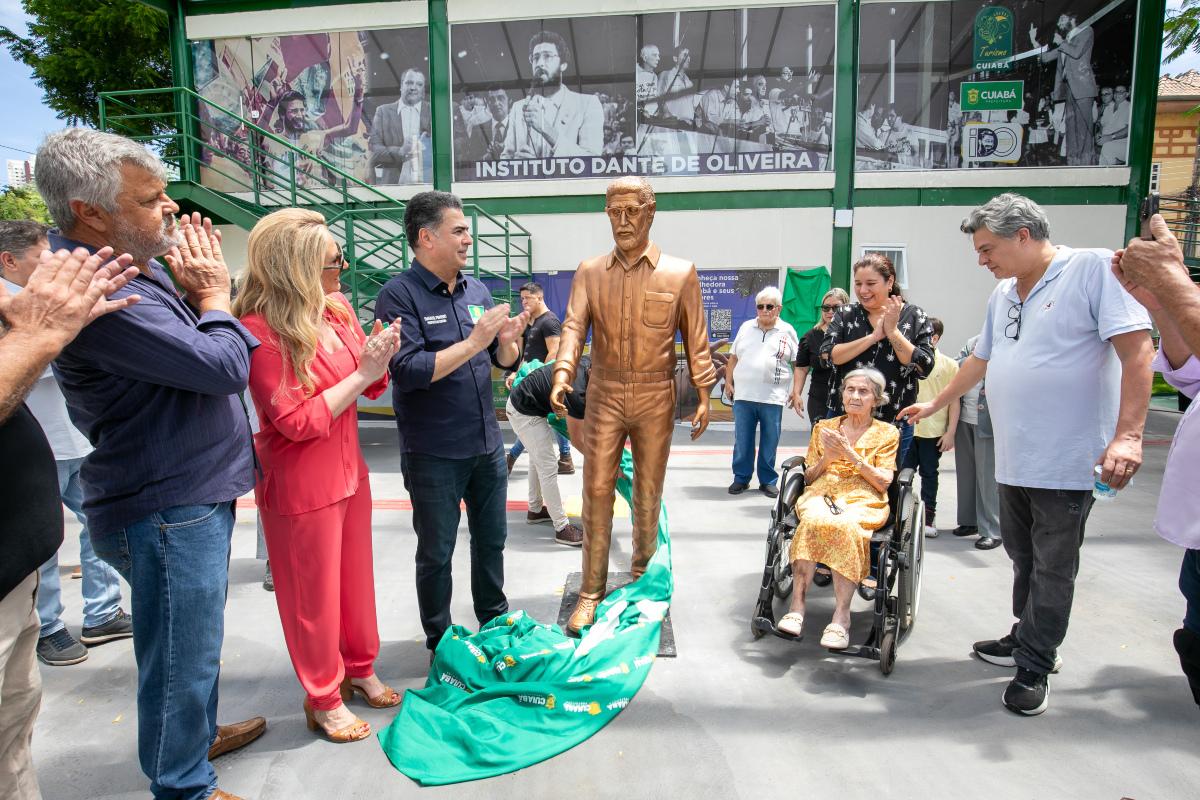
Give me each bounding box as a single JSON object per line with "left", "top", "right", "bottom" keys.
{"left": 880, "top": 295, "right": 903, "bottom": 335}
{"left": 164, "top": 212, "right": 230, "bottom": 304}
{"left": 0, "top": 246, "right": 139, "bottom": 347}
{"left": 497, "top": 308, "right": 530, "bottom": 348}
{"left": 819, "top": 426, "right": 855, "bottom": 462}
{"left": 356, "top": 320, "right": 401, "bottom": 381}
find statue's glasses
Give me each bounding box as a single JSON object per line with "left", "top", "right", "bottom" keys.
{"left": 605, "top": 203, "right": 653, "bottom": 223}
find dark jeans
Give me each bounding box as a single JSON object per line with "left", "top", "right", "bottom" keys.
{"left": 91, "top": 502, "right": 235, "bottom": 800}
{"left": 998, "top": 484, "right": 1095, "bottom": 675}
{"left": 732, "top": 399, "right": 783, "bottom": 486}
{"left": 401, "top": 446, "right": 509, "bottom": 650}
{"left": 1182, "top": 548, "right": 1200, "bottom": 636}
{"left": 896, "top": 420, "right": 914, "bottom": 467}
{"left": 903, "top": 435, "right": 943, "bottom": 511}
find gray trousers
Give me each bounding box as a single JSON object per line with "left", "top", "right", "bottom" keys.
{"left": 954, "top": 420, "right": 1000, "bottom": 540}
{"left": 999, "top": 484, "right": 1095, "bottom": 674}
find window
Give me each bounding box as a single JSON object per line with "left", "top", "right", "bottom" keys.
{"left": 859, "top": 244, "right": 908, "bottom": 289}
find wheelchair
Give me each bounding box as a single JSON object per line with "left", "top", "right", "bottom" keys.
{"left": 750, "top": 454, "right": 925, "bottom": 675}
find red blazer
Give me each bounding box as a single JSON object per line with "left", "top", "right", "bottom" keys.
{"left": 241, "top": 293, "right": 388, "bottom": 515}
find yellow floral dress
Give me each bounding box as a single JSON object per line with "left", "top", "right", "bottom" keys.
{"left": 789, "top": 417, "right": 900, "bottom": 583}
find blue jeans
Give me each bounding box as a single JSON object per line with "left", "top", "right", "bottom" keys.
{"left": 37, "top": 457, "right": 123, "bottom": 636}
{"left": 401, "top": 447, "right": 509, "bottom": 650}
{"left": 897, "top": 420, "right": 914, "bottom": 467}
{"left": 91, "top": 502, "right": 235, "bottom": 800}
{"left": 1182, "top": 548, "right": 1200, "bottom": 636}
{"left": 732, "top": 400, "right": 784, "bottom": 487}
{"left": 509, "top": 431, "right": 571, "bottom": 461}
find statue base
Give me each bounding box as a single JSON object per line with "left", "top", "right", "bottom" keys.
{"left": 557, "top": 571, "right": 676, "bottom": 657}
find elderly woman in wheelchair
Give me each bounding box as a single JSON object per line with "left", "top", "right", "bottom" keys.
{"left": 776, "top": 368, "right": 899, "bottom": 649}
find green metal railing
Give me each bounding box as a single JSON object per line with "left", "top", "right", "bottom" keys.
{"left": 97, "top": 86, "right": 533, "bottom": 326}
{"left": 1159, "top": 193, "right": 1200, "bottom": 279}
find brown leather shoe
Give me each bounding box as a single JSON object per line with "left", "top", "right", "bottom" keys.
{"left": 526, "top": 506, "right": 551, "bottom": 524}
{"left": 554, "top": 522, "right": 584, "bottom": 547}
{"left": 209, "top": 790, "right": 245, "bottom": 800}
{"left": 208, "top": 716, "right": 266, "bottom": 760}
{"left": 557, "top": 454, "right": 575, "bottom": 475}
{"left": 567, "top": 595, "right": 599, "bottom": 635}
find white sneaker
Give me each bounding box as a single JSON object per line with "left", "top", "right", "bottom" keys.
{"left": 924, "top": 524, "right": 939, "bottom": 538}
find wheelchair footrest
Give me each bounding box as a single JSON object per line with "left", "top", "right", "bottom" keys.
{"left": 753, "top": 616, "right": 805, "bottom": 643}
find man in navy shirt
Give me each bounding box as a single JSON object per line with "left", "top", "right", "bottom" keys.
{"left": 375, "top": 191, "right": 528, "bottom": 653}
{"left": 36, "top": 129, "right": 264, "bottom": 800}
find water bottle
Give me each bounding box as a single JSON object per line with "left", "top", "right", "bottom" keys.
{"left": 1092, "top": 464, "right": 1118, "bottom": 502}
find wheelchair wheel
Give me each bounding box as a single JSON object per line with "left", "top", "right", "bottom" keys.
{"left": 879, "top": 629, "right": 897, "bottom": 675}
{"left": 772, "top": 556, "right": 793, "bottom": 599}
{"left": 897, "top": 502, "right": 925, "bottom": 636}
{"left": 751, "top": 619, "right": 766, "bottom": 640}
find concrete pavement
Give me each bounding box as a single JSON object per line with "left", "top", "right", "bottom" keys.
{"left": 32, "top": 410, "right": 1197, "bottom": 799}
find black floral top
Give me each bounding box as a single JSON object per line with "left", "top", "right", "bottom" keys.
{"left": 819, "top": 301, "right": 935, "bottom": 422}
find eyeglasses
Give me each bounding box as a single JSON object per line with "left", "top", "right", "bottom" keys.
{"left": 604, "top": 202, "right": 653, "bottom": 223}
{"left": 1005, "top": 301, "right": 1023, "bottom": 341}
{"left": 323, "top": 244, "right": 348, "bottom": 271}
{"left": 820, "top": 304, "right": 840, "bottom": 312}
{"left": 756, "top": 303, "right": 777, "bottom": 311}
{"left": 823, "top": 494, "right": 843, "bottom": 516}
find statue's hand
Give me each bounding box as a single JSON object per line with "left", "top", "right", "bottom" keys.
{"left": 549, "top": 375, "right": 573, "bottom": 418}
{"left": 690, "top": 398, "right": 709, "bottom": 441}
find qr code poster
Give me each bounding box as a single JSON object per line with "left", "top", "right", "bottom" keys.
{"left": 697, "top": 269, "right": 778, "bottom": 340}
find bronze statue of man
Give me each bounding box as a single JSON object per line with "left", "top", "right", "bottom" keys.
{"left": 550, "top": 176, "right": 716, "bottom": 633}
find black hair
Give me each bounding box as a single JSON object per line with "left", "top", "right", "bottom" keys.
{"left": 529, "top": 31, "right": 570, "bottom": 65}
{"left": 929, "top": 317, "right": 944, "bottom": 338}
{"left": 853, "top": 252, "right": 904, "bottom": 299}
{"left": 279, "top": 91, "right": 305, "bottom": 107}
{"left": 404, "top": 191, "right": 463, "bottom": 249}
{"left": 519, "top": 281, "right": 544, "bottom": 295}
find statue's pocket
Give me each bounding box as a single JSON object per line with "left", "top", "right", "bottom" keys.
{"left": 642, "top": 291, "right": 675, "bottom": 328}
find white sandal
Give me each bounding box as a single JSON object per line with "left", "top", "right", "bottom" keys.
{"left": 777, "top": 612, "right": 804, "bottom": 637}
{"left": 820, "top": 622, "right": 850, "bottom": 650}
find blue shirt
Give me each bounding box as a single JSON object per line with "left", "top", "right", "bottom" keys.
{"left": 975, "top": 246, "right": 1151, "bottom": 490}
{"left": 374, "top": 260, "right": 515, "bottom": 458}
{"left": 48, "top": 231, "right": 260, "bottom": 537}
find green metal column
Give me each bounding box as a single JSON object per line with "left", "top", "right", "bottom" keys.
{"left": 167, "top": 0, "right": 198, "bottom": 184}
{"left": 829, "top": 0, "right": 860, "bottom": 291}
{"left": 427, "top": 0, "right": 453, "bottom": 192}
{"left": 1124, "top": 0, "right": 1167, "bottom": 240}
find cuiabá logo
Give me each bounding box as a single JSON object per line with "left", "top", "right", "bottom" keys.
{"left": 967, "top": 88, "right": 980, "bottom": 105}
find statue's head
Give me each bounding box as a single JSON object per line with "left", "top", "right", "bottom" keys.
{"left": 605, "top": 176, "right": 656, "bottom": 255}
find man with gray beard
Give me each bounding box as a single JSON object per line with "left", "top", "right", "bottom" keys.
{"left": 35, "top": 128, "right": 264, "bottom": 800}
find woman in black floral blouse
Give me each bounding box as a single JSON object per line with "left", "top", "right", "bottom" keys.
{"left": 819, "top": 252, "right": 935, "bottom": 462}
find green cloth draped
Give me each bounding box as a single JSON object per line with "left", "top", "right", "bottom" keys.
{"left": 781, "top": 266, "right": 832, "bottom": 334}
{"left": 378, "top": 362, "right": 671, "bottom": 786}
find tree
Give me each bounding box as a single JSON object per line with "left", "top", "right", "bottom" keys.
{"left": 0, "top": 186, "right": 52, "bottom": 224}
{"left": 1166, "top": 0, "right": 1200, "bottom": 63}
{"left": 0, "top": 1, "right": 171, "bottom": 133}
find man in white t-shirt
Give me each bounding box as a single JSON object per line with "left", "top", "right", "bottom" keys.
{"left": 0, "top": 221, "right": 130, "bottom": 668}
{"left": 724, "top": 286, "right": 800, "bottom": 497}
{"left": 900, "top": 193, "right": 1152, "bottom": 716}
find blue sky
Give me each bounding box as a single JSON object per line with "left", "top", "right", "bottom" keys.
{"left": 1, "top": 2, "right": 1199, "bottom": 185}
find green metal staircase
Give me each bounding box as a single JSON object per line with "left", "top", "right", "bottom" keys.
{"left": 97, "top": 87, "right": 533, "bottom": 326}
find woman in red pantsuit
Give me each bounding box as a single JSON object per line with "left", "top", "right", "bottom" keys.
{"left": 233, "top": 208, "right": 402, "bottom": 743}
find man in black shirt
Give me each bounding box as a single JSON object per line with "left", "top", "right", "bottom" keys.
{"left": 505, "top": 358, "right": 590, "bottom": 546}
{"left": 506, "top": 281, "right": 575, "bottom": 476}
{"left": 0, "top": 245, "right": 138, "bottom": 800}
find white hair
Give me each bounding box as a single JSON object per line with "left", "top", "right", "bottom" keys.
{"left": 35, "top": 128, "right": 166, "bottom": 232}
{"left": 960, "top": 192, "right": 1051, "bottom": 241}
{"left": 841, "top": 367, "right": 889, "bottom": 406}
{"left": 755, "top": 285, "right": 782, "bottom": 306}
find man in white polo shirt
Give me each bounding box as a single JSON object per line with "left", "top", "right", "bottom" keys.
{"left": 900, "top": 193, "right": 1153, "bottom": 716}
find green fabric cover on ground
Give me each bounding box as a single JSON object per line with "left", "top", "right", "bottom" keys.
{"left": 378, "top": 362, "right": 671, "bottom": 786}
{"left": 781, "top": 266, "right": 831, "bottom": 334}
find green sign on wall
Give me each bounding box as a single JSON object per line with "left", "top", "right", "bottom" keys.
{"left": 960, "top": 80, "right": 1024, "bottom": 112}
{"left": 973, "top": 6, "right": 1014, "bottom": 70}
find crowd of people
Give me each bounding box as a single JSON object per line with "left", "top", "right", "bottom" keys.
{"left": 0, "top": 122, "right": 1197, "bottom": 800}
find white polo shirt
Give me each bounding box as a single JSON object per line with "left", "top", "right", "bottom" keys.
{"left": 730, "top": 318, "right": 799, "bottom": 406}
{"left": 974, "top": 246, "right": 1151, "bottom": 490}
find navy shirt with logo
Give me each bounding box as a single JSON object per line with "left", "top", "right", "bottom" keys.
{"left": 375, "top": 259, "right": 517, "bottom": 458}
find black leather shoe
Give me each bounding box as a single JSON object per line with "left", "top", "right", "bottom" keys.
{"left": 976, "top": 536, "right": 1002, "bottom": 550}
{"left": 728, "top": 482, "right": 749, "bottom": 495}
{"left": 760, "top": 484, "right": 779, "bottom": 498}
{"left": 952, "top": 525, "right": 979, "bottom": 537}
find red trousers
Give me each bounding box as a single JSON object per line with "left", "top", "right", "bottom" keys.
{"left": 260, "top": 481, "right": 380, "bottom": 710}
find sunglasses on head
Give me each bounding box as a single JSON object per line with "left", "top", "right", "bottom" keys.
{"left": 757, "top": 303, "right": 777, "bottom": 311}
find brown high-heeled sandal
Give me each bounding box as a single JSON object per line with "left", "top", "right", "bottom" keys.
{"left": 340, "top": 675, "right": 402, "bottom": 709}
{"left": 302, "top": 699, "right": 371, "bottom": 743}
